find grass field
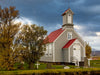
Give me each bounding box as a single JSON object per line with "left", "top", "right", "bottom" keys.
{"left": 90, "top": 60, "right": 100, "bottom": 68}
{"left": 14, "top": 60, "right": 100, "bottom": 70}
{"left": 37, "top": 60, "right": 100, "bottom": 69}
{"left": 34, "top": 63, "right": 64, "bottom": 69}
{"left": 34, "top": 63, "right": 78, "bottom": 69}
{"left": 0, "top": 60, "right": 100, "bottom": 74}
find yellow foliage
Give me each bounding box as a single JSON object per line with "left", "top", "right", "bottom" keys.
{"left": 0, "top": 6, "right": 20, "bottom": 70}
{"left": 0, "top": 68, "right": 100, "bottom": 74}
{"left": 85, "top": 44, "right": 92, "bottom": 58}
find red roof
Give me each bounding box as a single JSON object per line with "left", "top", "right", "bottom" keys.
{"left": 63, "top": 39, "right": 76, "bottom": 48}
{"left": 45, "top": 28, "right": 64, "bottom": 43}
{"left": 62, "top": 8, "right": 70, "bottom": 16}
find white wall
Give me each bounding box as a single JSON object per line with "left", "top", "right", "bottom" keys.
{"left": 63, "top": 15, "right": 66, "bottom": 25}
{"left": 68, "top": 14, "right": 72, "bottom": 24}
{"left": 45, "top": 43, "right": 53, "bottom": 57}
{"left": 40, "top": 43, "right": 53, "bottom": 62}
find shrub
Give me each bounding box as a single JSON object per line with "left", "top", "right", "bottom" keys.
{"left": 0, "top": 68, "right": 100, "bottom": 75}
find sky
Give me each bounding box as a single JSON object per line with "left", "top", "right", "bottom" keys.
{"left": 0, "top": 0, "right": 100, "bottom": 50}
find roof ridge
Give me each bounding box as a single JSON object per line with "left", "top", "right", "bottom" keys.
{"left": 44, "top": 28, "right": 64, "bottom": 43}
{"left": 62, "top": 8, "right": 70, "bottom": 16}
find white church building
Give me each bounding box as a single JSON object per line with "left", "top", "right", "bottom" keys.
{"left": 40, "top": 8, "right": 86, "bottom": 66}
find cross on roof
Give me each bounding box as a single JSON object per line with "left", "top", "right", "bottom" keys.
{"left": 67, "top": 0, "right": 70, "bottom": 8}
{"left": 65, "top": 0, "right": 70, "bottom": 8}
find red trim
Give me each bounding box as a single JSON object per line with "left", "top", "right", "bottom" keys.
{"left": 62, "top": 8, "right": 70, "bottom": 16}
{"left": 63, "top": 39, "right": 76, "bottom": 48}
{"left": 44, "top": 28, "right": 64, "bottom": 43}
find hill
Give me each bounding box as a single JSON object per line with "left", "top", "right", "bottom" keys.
{"left": 92, "top": 49, "right": 100, "bottom": 56}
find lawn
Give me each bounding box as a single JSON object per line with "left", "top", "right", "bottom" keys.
{"left": 34, "top": 63, "right": 64, "bottom": 69}
{"left": 0, "top": 60, "right": 100, "bottom": 75}
{"left": 14, "top": 60, "right": 100, "bottom": 70}
{"left": 90, "top": 60, "right": 100, "bottom": 68}
{"left": 34, "top": 63, "right": 47, "bottom": 69}
{"left": 0, "top": 61, "right": 100, "bottom": 74}
{"left": 34, "top": 63, "right": 77, "bottom": 69}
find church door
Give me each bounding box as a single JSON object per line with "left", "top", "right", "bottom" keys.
{"left": 73, "top": 45, "right": 81, "bottom": 66}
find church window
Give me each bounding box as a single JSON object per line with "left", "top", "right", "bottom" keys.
{"left": 67, "top": 32, "right": 72, "bottom": 40}
{"left": 73, "top": 45, "right": 80, "bottom": 50}
{"left": 49, "top": 44, "right": 52, "bottom": 49}
{"left": 46, "top": 45, "right": 49, "bottom": 50}
{"left": 68, "top": 14, "right": 72, "bottom": 24}
{"left": 49, "top": 44, "right": 52, "bottom": 57}
{"left": 45, "top": 44, "right": 52, "bottom": 57}
{"left": 45, "top": 44, "right": 49, "bottom": 57}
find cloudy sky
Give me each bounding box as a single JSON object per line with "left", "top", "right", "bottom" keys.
{"left": 0, "top": 0, "right": 100, "bottom": 50}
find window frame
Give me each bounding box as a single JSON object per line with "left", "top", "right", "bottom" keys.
{"left": 67, "top": 13, "right": 72, "bottom": 24}
{"left": 67, "top": 32, "right": 72, "bottom": 40}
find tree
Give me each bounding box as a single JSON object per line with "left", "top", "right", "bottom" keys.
{"left": 0, "top": 6, "right": 20, "bottom": 70}
{"left": 85, "top": 44, "right": 92, "bottom": 58}
{"left": 15, "top": 24, "right": 47, "bottom": 69}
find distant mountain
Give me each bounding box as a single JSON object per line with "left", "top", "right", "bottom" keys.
{"left": 92, "top": 48, "right": 100, "bottom": 56}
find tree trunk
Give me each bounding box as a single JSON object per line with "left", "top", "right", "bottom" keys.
{"left": 29, "top": 62, "right": 34, "bottom": 70}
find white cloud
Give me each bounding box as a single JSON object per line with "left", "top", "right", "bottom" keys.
{"left": 96, "top": 32, "right": 100, "bottom": 36}
{"left": 46, "top": 24, "right": 62, "bottom": 34}
{"left": 83, "top": 36, "right": 100, "bottom": 50}
{"left": 74, "top": 24, "right": 100, "bottom": 50}
{"left": 14, "top": 16, "right": 38, "bottom": 28}
{"left": 15, "top": 17, "right": 33, "bottom": 24}
{"left": 74, "top": 25, "right": 83, "bottom": 30}
{"left": 13, "top": 17, "right": 37, "bottom": 43}
{"left": 55, "top": 24, "right": 61, "bottom": 29}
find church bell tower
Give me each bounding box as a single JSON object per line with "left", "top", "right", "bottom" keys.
{"left": 62, "top": 8, "right": 74, "bottom": 29}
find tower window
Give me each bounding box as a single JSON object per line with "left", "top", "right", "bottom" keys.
{"left": 67, "top": 32, "right": 72, "bottom": 40}
{"left": 68, "top": 14, "right": 72, "bottom": 24}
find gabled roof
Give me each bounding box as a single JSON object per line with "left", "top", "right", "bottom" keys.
{"left": 63, "top": 39, "right": 76, "bottom": 48}
{"left": 62, "top": 8, "right": 74, "bottom": 16}
{"left": 45, "top": 28, "right": 64, "bottom": 43}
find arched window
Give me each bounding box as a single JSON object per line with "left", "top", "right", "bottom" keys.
{"left": 68, "top": 14, "right": 72, "bottom": 24}
{"left": 67, "top": 32, "right": 72, "bottom": 40}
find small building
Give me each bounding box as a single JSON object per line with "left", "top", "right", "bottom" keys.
{"left": 40, "top": 8, "right": 86, "bottom": 66}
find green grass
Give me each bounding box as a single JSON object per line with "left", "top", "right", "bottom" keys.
{"left": 14, "top": 62, "right": 29, "bottom": 70}
{"left": 68, "top": 65, "right": 78, "bottom": 68}
{"left": 13, "top": 60, "right": 100, "bottom": 70}
{"left": 34, "top": 63, "right": 64, "bottom": 69}
{"left": 13, "top": 62, "right": 64, "bottom": 70}
{"left": 1, "top": 61, "right": 100, "bottom": 74}
{"left": 34, "top": 63, "right": 47, "bottom": 69}
{"left": 90, "top": 60, "right": 100, "bottom": 68}
{"left": 52, "top": 65, "right": 64, "bottom": 69}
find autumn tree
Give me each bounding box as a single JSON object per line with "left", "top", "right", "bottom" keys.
{"left": 15, "top": 24, "right": 47, "bottom": 69}
{"left": 85, "top": 44, "right": 92, "bottom": 58}
{"left": 0, "top": 6, "right": 20, "bottom": 70}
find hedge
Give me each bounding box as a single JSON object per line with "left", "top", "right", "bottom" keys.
{"left": 0, "top": 68, "right": 100, "bottom": 75}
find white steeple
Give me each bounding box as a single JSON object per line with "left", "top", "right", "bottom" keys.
{"left": 62, "top": 8, "right": 74, "bottom": 29}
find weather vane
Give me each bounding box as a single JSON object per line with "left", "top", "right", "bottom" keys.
{"left": 68, "top": 0, "right": 70, "bottom": 8}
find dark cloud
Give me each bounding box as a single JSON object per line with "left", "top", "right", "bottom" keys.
{"left": 0, "top": 0, "right": 100, "bottom": 50}
{"left": 0, "top": 0, "right": 100, "bottom": 33}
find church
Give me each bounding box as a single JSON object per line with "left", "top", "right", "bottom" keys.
{"left": 40, "top": 8, "right": 86, "bottom": 66}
